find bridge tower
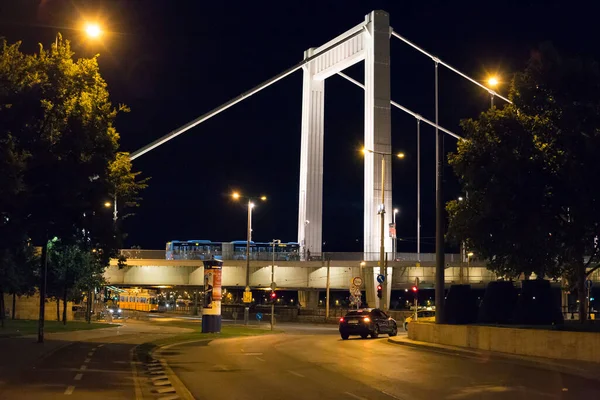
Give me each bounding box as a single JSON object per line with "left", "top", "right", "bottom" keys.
{"left": 298, "top": 10, "right": 392, "bottom": 307}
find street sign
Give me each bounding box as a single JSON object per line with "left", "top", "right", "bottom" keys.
{"left": 349, "top": 285, "right": 361, "bottom": 296}
{"left": 243, "top": 292, "right": 252, "bottom": 303}
{"left": 352, "top": 276, "right": 363, "bottom": 287}
{"left": 270, "top": 282, "right": 277, "bottom": 290}
{"left": 376, "top": 274, "right": 385, "bottom": 284}
{"left": 389, "top": 223, "right": 396, "bottom": 238}
{"left": 586, "top": 280, "right": 593, "bottom": 290}
{"left": 256, "top": 312, "right": 263, "bottom": 321}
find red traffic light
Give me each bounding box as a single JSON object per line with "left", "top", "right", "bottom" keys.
{"left": 377, "top": 285, "right": 382, "bottom": 290}
{"left": 411, "top": 286, "right": 418, "bottom": 292}
{"left": 270, "top": 291, "right": 276, "bottom": 299}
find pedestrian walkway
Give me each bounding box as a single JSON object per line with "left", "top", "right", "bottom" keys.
{"left": 0, "top": 320, "right": 191, "bottom": 382}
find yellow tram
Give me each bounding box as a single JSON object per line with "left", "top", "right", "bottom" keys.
{"left": 118, "top": 288, "right": 159, "bottom": 312}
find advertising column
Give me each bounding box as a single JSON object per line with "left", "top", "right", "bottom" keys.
{"left": 202, "top": 259, "right": 223, "bottom": 333}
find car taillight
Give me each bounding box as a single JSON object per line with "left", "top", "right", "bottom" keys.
{"left": 363, "top": 317, "right": 370, "bottom": 322}
{"left": 339, "top": 317, "right": 344, "bottom": 323}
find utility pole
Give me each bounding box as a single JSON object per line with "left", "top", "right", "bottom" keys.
{"left": 379, "top": 154, "right": 387, "bottom": 310}
{"left": 325, "top": 258, "right": 331, "bottom": 319}
{"left": 38, "top": 240, "right": 48, "bottom": 343}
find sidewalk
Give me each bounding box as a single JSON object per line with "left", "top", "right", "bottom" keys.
{"left": 0, "top": 319, "right": 189, "bottom": 378}
{"left": 388, "top": 335, "right": 600, "bottom": 381}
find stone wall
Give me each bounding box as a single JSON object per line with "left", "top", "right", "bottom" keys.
{"left": 2, "top": 294, "right": 74, "bottom": 321}
{"left": 408, "top": 322, "right": 600, "bottom": 363}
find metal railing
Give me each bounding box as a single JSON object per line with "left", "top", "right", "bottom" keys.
{"left": 117, "top": 249, "right": 463, "bottom": 263}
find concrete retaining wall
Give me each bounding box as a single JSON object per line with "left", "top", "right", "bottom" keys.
{"left": 408, "top": 322, "right": 600, "bottom": 363}
{"left": 2, "top": 294, "right": 74, "bottom": 321}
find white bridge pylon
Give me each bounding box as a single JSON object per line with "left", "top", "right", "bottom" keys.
{"left": 299, "top": 10, "right": 392, "bottom": 262}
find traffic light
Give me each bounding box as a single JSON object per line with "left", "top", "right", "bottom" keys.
{"left": 411, "top": 285, "right": 418, "bottom": 293}
{"left": 377, "top": 285, "right": 382, "bottom": 298}
{"left": 269, "top": 291, "right": 277, "bottom": 303}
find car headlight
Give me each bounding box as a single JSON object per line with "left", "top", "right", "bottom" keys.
{"left": 118, "top": 309, "right": 122, "bottom": 313}
{"left": 108, "top": 309, "right": 114, "bottom": 313}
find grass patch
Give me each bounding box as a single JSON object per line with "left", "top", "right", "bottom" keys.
{"left": 0, "top": 319, "right": 116, "bottom": 338}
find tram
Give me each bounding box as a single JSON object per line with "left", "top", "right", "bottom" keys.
{"left": 118, "top": 288, "right": 159, "bottom": 312}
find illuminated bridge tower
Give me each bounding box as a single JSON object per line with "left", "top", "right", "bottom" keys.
{"left": 298, "top": 10, "right": 392, "bottom": 307}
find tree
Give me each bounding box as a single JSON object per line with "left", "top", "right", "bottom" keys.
{"left": 448, "top": 44, "right": 600, "bottom": 321}
{"left": 0, "top": 240, "right": 38, "bottom": 326}
{"left": 0, "top": 36, "right": 147, "bottom": 334}
{"left": 48, "top": 242, "right": 105, "bottom": 324}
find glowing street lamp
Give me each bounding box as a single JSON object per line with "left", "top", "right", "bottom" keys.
{"left": 487, "top": 76, "right": 499, "bottom": 87}
{"left": 84, "top": 23, "right": 102, "bottom": 39}
{"left": 104, "top": 201, "right": 111, "bottom": 208}
{"left": 487, "top": 76, "right": 500, "bottom": 108}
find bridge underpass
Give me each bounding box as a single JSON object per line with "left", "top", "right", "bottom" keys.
{"left": 105, "top": 255, "right": 600, "bottom": 309}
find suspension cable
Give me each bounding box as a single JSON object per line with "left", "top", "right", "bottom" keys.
{"left": 390, "top": 30, "right": 512, "bottom": 105}
{"left": 336, "top": 72, "right": 464, "bottom": 140}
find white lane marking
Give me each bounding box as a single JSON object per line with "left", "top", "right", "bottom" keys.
{"left": 345, "top": 392, "right": 367, "bottom": 400}
{"left": 74, "top": 374, "right": 83, "bottom": 381}
{"left": 64, "top": 386, "right": 75, "bottom": 395}
{"left": 84, "top": 358, "right": 91, "bottom": 363}
{"left": 87, "top": 352, "right": 94, "bottom": 356}
{"left": 255, "top": 357, "right": 266, "bottom": 362}
{"left": 80, "top": 365, "right": 87, "bottom": 371}
{"left": 288, "top": 370, "right": 305, "bottom": 378}
{"left": 242, "top": 352, "right": 263, "bottom": 356}
{"left": 97, "top": 344, "right": 104, "bottom": 348}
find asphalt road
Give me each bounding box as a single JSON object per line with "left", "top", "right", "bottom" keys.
{"left": 160, "top": 325, "right": 600, "bottom": 400}
{"left": 0, "top": 320, "right": 189, "bottom": 399}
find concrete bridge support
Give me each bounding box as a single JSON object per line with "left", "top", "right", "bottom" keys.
{"left": 298, "top": 290, "right": 319, "bottom": 309}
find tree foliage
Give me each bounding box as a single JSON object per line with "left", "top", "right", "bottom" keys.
{"left": 0, "top": 35, "right": 147, "bottom": 320}
{"left": 47, "top": 241, "right": 105, "bottom": 324}
{"left": 448, "top": 44, "right": 600, "bottom": 321}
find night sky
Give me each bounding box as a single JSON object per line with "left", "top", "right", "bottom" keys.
{"left": 1, "top": 0, "right": 598, "bottom": 252}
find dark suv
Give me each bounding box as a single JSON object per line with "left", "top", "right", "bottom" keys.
{"left": 339, "top": 308, "right": 398, "bottom": 340}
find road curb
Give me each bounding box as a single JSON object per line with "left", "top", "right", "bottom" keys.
{"left": 158, "top": 358, "right": 195, "bottom": 400}
{"left": 387, "top": 337, "right": 481, "bottom": 357}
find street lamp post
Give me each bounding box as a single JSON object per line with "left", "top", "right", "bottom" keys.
{"left": 271, "top": 239, "right": 280, "bottom": 331}
{"left": 232, "top": 192, "right": 267, "bottom": 325}
{"left": 488, "top": 76, "right": 499, "bottom": 108}
{"left": 393, "top": 208, "right": 399, "bottom": 261}
{"left": 363, "top": 148, "right": 404, "bottom": 310}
